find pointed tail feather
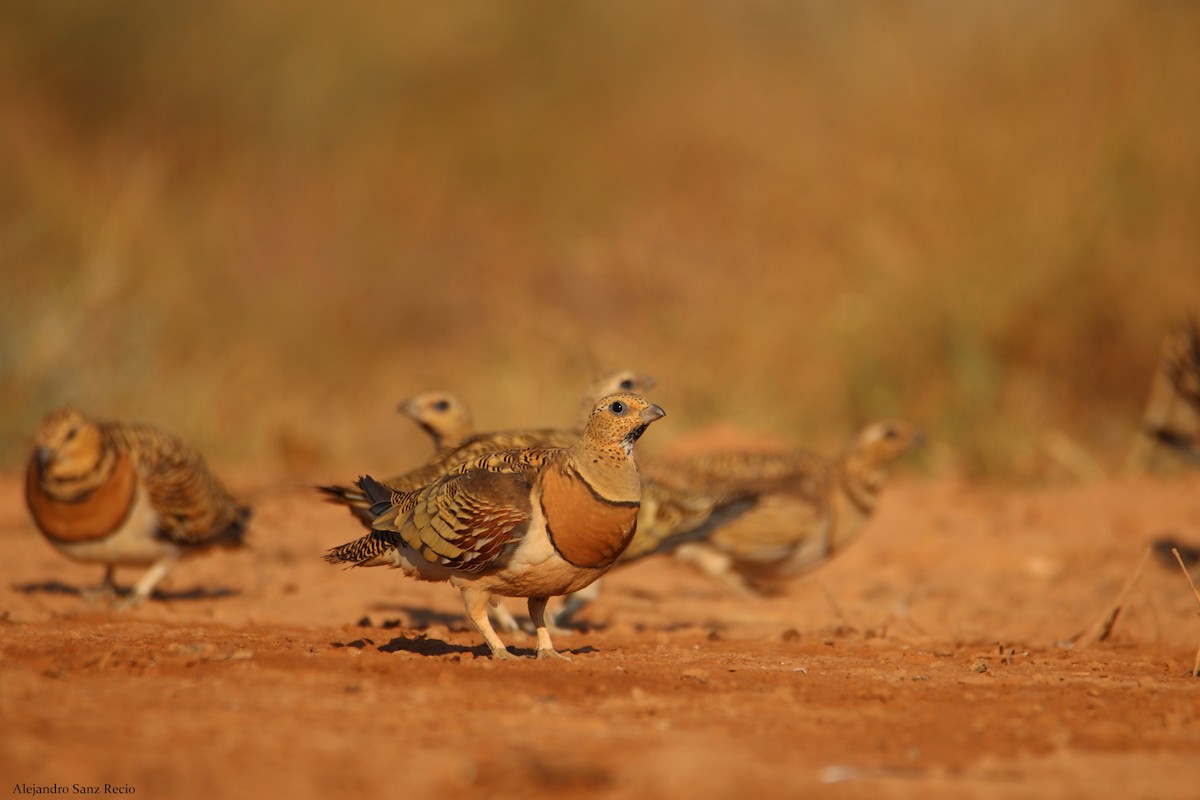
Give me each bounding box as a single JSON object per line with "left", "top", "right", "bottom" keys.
{"left": 315, "top": 482, "right": 368, "bottom": 507}
{"left": 323, "top": 529, "right": 401, "bottom": 567}
{"left": 313, "top": 481, "right": 378, "bottom": 526}
{"left": 323, "top": 539, "right": 363, "bottom": 566}
{"left": 322, "top": 477, "right": 403, "bottom": 567}
{"left": 354, "top": 474, "right": 396, "bottom": 519}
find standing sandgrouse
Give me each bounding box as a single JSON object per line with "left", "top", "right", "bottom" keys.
{"left": 382, "top": 372, "right": 658, "bottom": 635}
{"left": 319, "top": 370, "right": 656, "bottom": 524}
{"left": 25, "top": 408, "right": 251, "bottom": 608}
{"left": 323, "top": 393, "right": 665, "bottom": 660}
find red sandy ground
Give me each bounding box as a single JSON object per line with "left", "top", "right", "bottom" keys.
{"left": 2, "top": 470, "right": 1199, "bottom": 799}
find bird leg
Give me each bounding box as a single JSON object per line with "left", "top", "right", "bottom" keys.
{"left": 81, "top": 565, "right": 120, "bottom": 604}
{"left": 674, "top": 543, "right": 758, "bottom": 597}
{"left": 461, "top": 586, "right": 514, "bottom": 660}
{"left": 115, "top": 557, "right": 176, "bottom": 611}
{"left": 528, "top": 596, "right": 570, "bottom": 661}
{"left": 488, "top": 596, "right": 523, "bottom": 634}
{"left": 553, "top": 579, "right": 603, "bottom": 630}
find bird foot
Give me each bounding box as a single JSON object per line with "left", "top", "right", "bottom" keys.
{"left": 112, "top": 592, "right": 149, "bottom": 612}
{"left": 79, "top": 584, "right": 120, "bottom": 605}
{"left": 488, "top": 646, "right": 516, "bottom": 661}
{"left": 536, "top": 648, "right": 572, "bottom": 662}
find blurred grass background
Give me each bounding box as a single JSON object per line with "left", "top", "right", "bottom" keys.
{"left": 1, "top": 0, "right": 1198, "bottom": 480}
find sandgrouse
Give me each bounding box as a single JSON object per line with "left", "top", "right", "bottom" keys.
{"left": 1137, "top": 318, "right": 1200, "bottom": 466}
{"left": 554, "top": 421, "right": 920, "bottom": 623}
{"left": 318, "top": 370, "right": 655, "bottom": 524}
{"left": 25, "top": 408, "right": 251, "bottom": 608}
{"left": 650, "top": 421, "right": 921, "bottom": 594}
{"left": 323, "top": 393, "right": 665, "bottom": 660}
{"left": 379, "top": 373, "right": 656, "bottom": 635}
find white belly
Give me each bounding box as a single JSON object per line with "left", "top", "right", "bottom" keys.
{"left": 49, "top": 486, "right": 179, "bottom": 566}
{"left": 453, "top": 508, "right": 609, "bottom": 598}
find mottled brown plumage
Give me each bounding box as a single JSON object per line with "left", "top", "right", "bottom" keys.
{"left": 662, "top": 421, "right": 921, "bottom": 593}
{"left": 24, "top": 408, "right": 250, "bottom": 607}
{"left": 1163, "top": 319, "right": 1200, "bottom": 412}
{"left": 324, "top": 393, "right": 665, "bottom": 660}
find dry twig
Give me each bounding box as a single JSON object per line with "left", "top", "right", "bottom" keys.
{"left": 1169, "top": 547, "right": 1200, "bottom": 677}
{"left": 1073, "top": 545, "right": 1152, "bottom": 648}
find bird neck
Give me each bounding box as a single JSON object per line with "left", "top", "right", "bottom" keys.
{"left": 567, "top": 442, "right": 642, "bottom": 504}
{"left": 830, "top": 451, "right": 882, "bottom": 548}
{"left": 39, "top": 437, "right": 119, "bottom": 502}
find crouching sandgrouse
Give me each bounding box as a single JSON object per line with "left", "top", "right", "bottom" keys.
{"left": 25, "top": 408, "right": 251, "bottom": 608}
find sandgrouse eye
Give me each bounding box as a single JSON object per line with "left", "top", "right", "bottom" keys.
{"left": 433, "top": 400, "right": 451, "bottom": 412}
{"left": 609, "top": 400, "right": 626, "bottom": 415}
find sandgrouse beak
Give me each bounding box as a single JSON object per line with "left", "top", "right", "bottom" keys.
{"left": 641, "top": 404, "right": 666, "bottom": 424}
{"left": 636, "top": 375, "right": 658, "bottom": 392}
{"left": 35, "top": 446, "right": 54, "bottom": 471}
{"left": 624, "top": 403, "right": 664, "bottom": 446}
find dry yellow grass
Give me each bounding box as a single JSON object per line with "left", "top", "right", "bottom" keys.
{"left": 2, "top": 1, "right": 1198, "bottom": 478}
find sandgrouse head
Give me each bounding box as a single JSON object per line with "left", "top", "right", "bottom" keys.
{"left": 578, "top": 370, "right": 657, "bottom": 422}
{"left": 32, "top": 408, "right": 106, "bottom": 482}
{"left": 581, "top": 393, "right": 666, "bottom": 454}
{"left": 591, "top": 369, "right": 656, "bottom": 398}
{"left": 398, "top": 390, "right": 473, "bottom": 446}
{"left": 849, "top": 421, "right": 922, "bottom": 473}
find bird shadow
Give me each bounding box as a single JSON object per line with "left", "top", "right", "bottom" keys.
{"left": 11, "top": 580, "right": 240, "bottom": 602}
{"left": 331, "top": 631, "right": 598, "bottom": 660}
{"left": 1152, "top": 535, "right": 1200, "bottom": 569}
{"left": 378, "top": 634, "right": 487, "bottom": 657}
{"left": 366, "top": 604, "right": 477, "bottom": 632}
{"left": 549, "top": 610, "right": 622, "bottom": 634}
{"left": 381, "top": 634, "right": 599, "bottom": 660}
{"left": 155, "top": 586, "right": 241, "bottom": 601}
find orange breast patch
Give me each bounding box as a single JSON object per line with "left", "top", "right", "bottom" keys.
{"left": 540, "top": 466, "right": 638, "bottom": 569}
{"left": 25, "top": 452, "right": 138, "bottom": 543}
